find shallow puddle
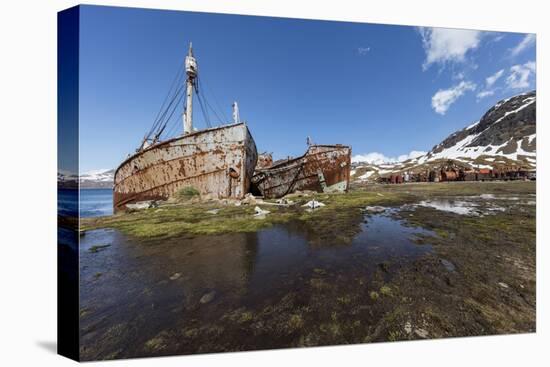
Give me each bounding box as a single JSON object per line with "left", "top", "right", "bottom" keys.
{"left": 414, "top": 193, "right": 533, "bottom": 216}
{"left": 417, "top": 199, "right": 479, "bottom": 215}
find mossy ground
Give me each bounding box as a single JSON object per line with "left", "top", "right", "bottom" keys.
{"left": 81, "top": 189, "right": 413, "bottom": 241}
{"left": 79, "top": 181, "right": 536, "bottom": 359}
{"left": 372, "top": 181, "right": 536, "bottom": 340}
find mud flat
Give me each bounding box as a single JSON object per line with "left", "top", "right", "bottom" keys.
{"left": 79, "top": 181, "right": 535, "bottom": 360}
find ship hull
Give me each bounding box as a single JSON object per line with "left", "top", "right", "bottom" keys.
{"left": 113, "top": 123, "right": 257, "bottom": 212}
{"left": 251, "top": 145, "right": 351, "bottom": 199}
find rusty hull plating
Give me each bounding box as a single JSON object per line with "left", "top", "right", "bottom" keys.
{"left": 251, "top": 145, "right": 351, "bottom": 199}
{"left": 113, "top": 122, "right": 257, "bottom": 212}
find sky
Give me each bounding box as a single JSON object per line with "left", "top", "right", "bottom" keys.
{"left": 78, "top": 5, "right": 536, "bottom": 172}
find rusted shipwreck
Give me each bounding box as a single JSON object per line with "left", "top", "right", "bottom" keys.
{"left": 114, "top": 44, "right": 257, "bottom": 212}
{"left": 251, "top": 144, "right": 351, "bottom": 198}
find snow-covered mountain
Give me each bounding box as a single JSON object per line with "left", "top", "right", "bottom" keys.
{"left": 57, "top": 170, "right": 79, "bottom": 188}
{"left": 422, "top": 90, "right": 535, "bottom": 165}
{"left": 79, "top": 169, "right": 115, "bottom": 188}
{"left": 352, "top": 90, "right": 536, "bottom": 182}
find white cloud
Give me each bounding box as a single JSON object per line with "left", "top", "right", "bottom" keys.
{"left": 431, "top": 81, "right": 476, "bottom": 115}
{"left": 397, "top": 150, "right": 427, "bottom": 162}
{"left": 506, "top": 61, "right": 536, "bottom": 90}
{"left": 510, "top": 34, "right": 535, "bottom": 57}
{"left": 453, "top": 72, "right": 465, "bottom": 80}
{"left": 352, "top": 152, "right": 389, "bottom": 164}
{"left": 352, "top": 150, "right": 426, "bottom": 164}
{"left": 419, "top": 27, "right": 483, "bottom": 70}
{"left": 357, "top": 47, "right": 371, "bottom": 55}
{"left": 476, "top": 90, "right": 495, "bottom": 99}
{"left": 476, "top": 69, "right": 504, "bottom": 100}
{"left": 486, "top": 69, "right": 504, "bottom": 88}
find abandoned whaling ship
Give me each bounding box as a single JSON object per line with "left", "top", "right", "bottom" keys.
{"left": 113, "top": 44, "right": 257, "bottom": 212}
{"left": 251, "top": 143, "right": 352, "bottom": 199}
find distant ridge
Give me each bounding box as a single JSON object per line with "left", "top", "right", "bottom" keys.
{"left": 79, "top": 169, "right": 115, "bottom": 189}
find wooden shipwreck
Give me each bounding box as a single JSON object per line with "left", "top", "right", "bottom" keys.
{"left": 114, "top": 44, "right": 257, "bottom": 212}
{"left": 251, "top": 144, "right": 351, "bottom": 199}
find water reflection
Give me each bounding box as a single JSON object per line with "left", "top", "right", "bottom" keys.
{"left": 79, "top": 212, "right": 434, "bottom": 359}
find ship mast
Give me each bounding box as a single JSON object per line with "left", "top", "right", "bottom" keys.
{"left": 183, "top": 42, "right": 198, "bottom": 134}
{"left": 232, "top": 101, "right": 240, "bottom": 123}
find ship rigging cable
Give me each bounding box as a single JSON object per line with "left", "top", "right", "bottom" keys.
{"left": 144, "top": 51, "right": 236, "bottom": 145}
{"left": 150, "top": 85, "right": 184, "bottom": 140}
{"left": 145, "top": 58, "right": 186, "bottom": 142}
{"left": 198, "top": 77, "right": 227, "bottom": 124}
{"left": 195, "top": 81, "right": 212, "bottom": 129}
{"left": 158, "top": 89, "right": 186, "bottom": 140}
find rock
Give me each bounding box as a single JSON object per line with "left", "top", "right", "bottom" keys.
{"left": 125, "top": 200, "right": 156, "bottom": 210}
{"left": 206, "top": 209, "right": 221, "bottom": 215}
{"left": 201, "top": 193, "right": 215, "bottom": 202}
{"left": 404, "top": 321, "right": 412, "bottom": 335}
{"left": 285, "top": 190, "right": 315, "bottom": 198}
{"left": 440, "top": 259, "right": 456, "bottom": 272}
{"left": 378, "top": 262, "right": 390, "bottom": 273}
{"left": 480, "top": 194, "right": 495, "bottom": 199}
{"left": 200, "top": 290, "right": 216, "bottom": 304}
{"left": 364, "top": 205, "right": 386, "bottom": 214}
{"left": 169, "top": 273, "right": 181, "bottom": 280}
{"left": 498, "top": 282, "right": 509, "bottom": 289}
{"left": 302, "top": 200, "right": 326, "bottom": 209}
{"left": 253, "top": 206, "right": 270, "bottom": 219}
{"left": 276, "top": 198, "right": 295, "bottom": 206}
{"left": 241, "top": 193, "right": 258, "bottom": 206}
{"left": 414, "top": 328, "right": 429, "bottom": 338}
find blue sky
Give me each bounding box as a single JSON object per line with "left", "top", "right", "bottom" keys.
{"left": 78, "top": 5, "right": 536, "bottom": 172}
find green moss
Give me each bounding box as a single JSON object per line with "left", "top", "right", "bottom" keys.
{"left": 183, "top": 328, "right": 199, "bottom": 338}
{"left": 144, "top": 336, "right": 166, "bottom": 352}
{"left": 435, "top": 228, "right": 449, "bottom": 239}
{"left": 88, "top": 244, "right": 111, "bottom": 253}
{"left": 337, "top": 295, "right": 352, "bottom": 305}
{"left": 238, "top": 311, "right": 254, "bottom": 323}
{"left": 175, "top": 186, "right": 200, "bottom": 200}
{"left": 310, "top": 278, "right": 329, "bottom": 290}
{"left": 80, "top": 181, "right": 535, "bottom": 241}
{"left": 81, "top": 190, "right": 412, "bottom": 240}
{"left": 369, "top": 291, "right": 380, "bottom": 301}
{"left": 288, "top": 314, "right": 304, "bottom": 330}
{"left": 388, "top": 330, "right": 402, "bottom": 341}
{"left": 380, "top": 285, "right": 392, "bottom": 296}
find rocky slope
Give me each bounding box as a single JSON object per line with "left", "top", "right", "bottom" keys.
{"left": 352, "top": 91, "right": 536, "bottom": 182}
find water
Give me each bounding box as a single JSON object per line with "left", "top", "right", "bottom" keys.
{"left": 415, "top": 194, "right": 531, "bottom": 216}
{"left": 58, "top": 188, "right": 78, "bottom": 217}
{"left": 58, "top": 188, "right": 78, "bottom": 250}
{"left": 79, "top": 211, "right": 434, "bottom": 359}
{"left": 80, "top": 188, "right": 113, "bottom": 217}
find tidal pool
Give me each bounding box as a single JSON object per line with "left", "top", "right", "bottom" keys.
{"left": 79, "top": 212, "right": 434, "bottom": 359}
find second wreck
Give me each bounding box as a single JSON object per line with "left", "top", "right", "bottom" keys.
{"left": 251, "top": 144, "right": 352, "bottom": 199}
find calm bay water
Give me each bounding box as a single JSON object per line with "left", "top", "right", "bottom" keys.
{"left": 80, "top": 188, "right": 113, "bottom": 217}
